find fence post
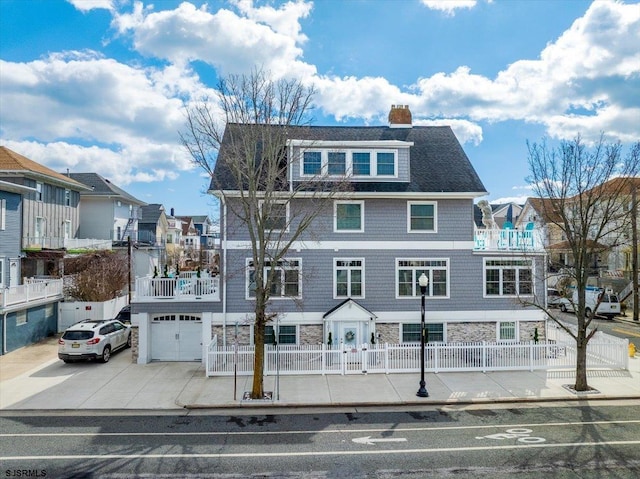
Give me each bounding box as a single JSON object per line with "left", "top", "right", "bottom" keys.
{"left": 529, "top": 340, "right": 534, "bottom": 371}
{"left": 384, "top": 343, "right": 389, "bottom": 374}
{"left": 482, "top": 341, "right": 487, "bottom": 373}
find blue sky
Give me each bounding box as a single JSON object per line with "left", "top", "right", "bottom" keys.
{"left": 1, "top": 0, "right": 639, "bottom": 220}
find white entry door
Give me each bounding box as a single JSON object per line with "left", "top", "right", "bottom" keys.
{"left": 151, "top": 315, "right": 202, "bottom": 361}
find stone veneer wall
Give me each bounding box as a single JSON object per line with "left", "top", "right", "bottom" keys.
{"left": 209, "top": 321, "right": 546, "bottom": 347}
{"left": 376, "top": 323, "right": 400, "bottom": 344}
{"left": 131, "top": 325, "right": 138, "bottom": 362}
{"left": 300, "top": 324, "right": 323, "bottom": 345}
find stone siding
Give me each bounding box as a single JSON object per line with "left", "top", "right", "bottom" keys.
{"left": 447, "top": 322, "right": 496, "bottom": 343}
{"left": 300, "top": 324, "right": 323, "bottom": 345}
{"left": 376, "top": 323, "right": 400, "bottom": 344}
{"left": 520, "top": 321, "right": 546, "bottom": 342}
{"left": 131, "top": 325, "right": 139, "bottom": 362}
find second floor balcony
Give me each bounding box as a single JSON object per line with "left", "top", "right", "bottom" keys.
{"left": 23, "top": 237, "right": 113, "bottom": 251}
{"left": 0, "top": 278, "right": 64, "bottom": 311}
{"left": 474, "top": 228, "right": 544, "bottom": 252}
{"left": 134, "top": 276, "right": 220, "bottom": 302}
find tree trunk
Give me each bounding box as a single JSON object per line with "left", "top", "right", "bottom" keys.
{"left": 574, "top": 325, "right": 589, "bottom": 391}
{"left": 251, "top": 303, "right": 266, "bottom": 399}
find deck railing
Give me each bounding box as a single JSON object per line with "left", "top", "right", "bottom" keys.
{"left": 0, "top": 278, "right": 64, "bottom": 309}
{"left": 474, "top": 228, "right": 544, "bottom": 252}
{"left": 135, "top": 276, "right": 220, "bottom": 301}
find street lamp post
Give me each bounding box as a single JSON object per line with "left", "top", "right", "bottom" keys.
{"left": 417, "top": 273, "right": 429, "bottom": 398}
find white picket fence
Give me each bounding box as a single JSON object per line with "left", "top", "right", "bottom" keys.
{"left": 206, "top": 330, "right": 628, "bottom": 377}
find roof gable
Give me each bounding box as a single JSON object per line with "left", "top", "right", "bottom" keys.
{"left": 67, "top": 172, "right": 146, "bottom": 205}
{"left": 0, "top": 146, "right": 90, "bottom": 190}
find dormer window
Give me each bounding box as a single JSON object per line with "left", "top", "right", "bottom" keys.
{"left": 300, "top": 149, "right": 397, "bottom": 178}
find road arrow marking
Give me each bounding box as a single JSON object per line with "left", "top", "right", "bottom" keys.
{"left": 353, "top": 436, "right": 408, "bottom": 446}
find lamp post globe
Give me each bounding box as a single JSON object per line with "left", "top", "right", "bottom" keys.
{"left": 417, "top": 273, "right": 429, "bottom": 398}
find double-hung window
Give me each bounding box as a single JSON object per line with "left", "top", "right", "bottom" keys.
{"left": 334, "top": 201, "right": 364, "bottom": 232}
{"left": 401, "top": 323, "right": 444, "bottom": 343}
{"left": 352, "top": 152, "right": 371, "bottom": 176}
{"left": 247, "top": 259, "right": 301, "bottom": 299}
{"left": 264, "top": 325, "right": 297, "bottom": 345}
{"left": 335, "top": 259, "right": 364, "bottom": 298}
{"left": 303, "top": 151, "right": 322, "bottom": 175}
{"left": 408, "top": 202, "right": 436, "bottom": 232}
{"left": 35, "top": 182, "right": 43, "bottom": 202}
{"left": 484, "top": 259, "right": 533, "bottom": 297}
{"left": 328, "top": 152, "right": 346, "bottom": 175}
{"left": 397, "top": 259, "right": 449, "bottom": 298}
{"left": 376, "top": 152, "right": 395, "bottom": 175}
{"left": 64, "top": 189, "right": 71, "bottom": 207}
{"left": 260, "top": 200, "right": 289, "bottom": 232}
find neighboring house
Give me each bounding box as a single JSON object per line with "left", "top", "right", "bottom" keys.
{"left": 0, "top": 179, "right": 63, "bottom": 354}
{"left": 165, "top": 208, "right": 184, "bottom": 269}
{"left": 130, "top": 105, "right": 546, "bottom": 364}
{"left": 517, "top": 197, "right": 568, "bottom": 270}
{"left": 192, "top": 215, "right": 219, "bottom": 273}
{"left": 176, "top": 216, "right": 201, "bottom": 267}
{"left": 138, "top": 203, "right": 168, "bottom": 247}
{"left": 0, "top": 146, "right": 92, "bottom": 276}
{"left": 66, "top": 173, "right": 146, "bottom": 243}
{"left": 474, "top": 202, "right": 523, "bottom": 229}
{"left": 135, "top": 203, "right": 169, "bottom": 279}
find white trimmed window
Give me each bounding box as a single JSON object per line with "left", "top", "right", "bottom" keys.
{"left": 498, "top": 321, "right": 518, "bottom": 342}
{"left": 263, "top": 325, "right": 297, "bottom": 345}
{"left": 484, "top": 259, "right": 533, "bottom": 297}
{"left": 300, "top": 149, "right": 397, "bottom": 178}
{"left": 64, "top": 189, "right": 71, "bottom": 207}
{"left": 401, "top": 323, "right": 445, "bottom": 343}
{"left": 35, "top": 182, "right": 43, "bottom": 201}
{"left": 259, "top": 200, "right": 289, "bottom": 232}
{"left": 0, "top": 257, "right": 4, "bottom": 288}
{"left": 334, "top": 201, "right": 364, "bottom": 232}
{"left": 334, "top": 259, "right": 364, "bottom": 298}
{"left": 247, "top": 259, "right": 301, "bottom": 299}
{"left": 397, "top": 259, "right": 449, "bottom": 298}
{"left": 64, "top": 220, "right": 71, "bottom": 239}
{"left": 16, "top": 310, "right": 27, "bottom": 326}
{"left": 407, "top": 201, "right": 437, "bottom": 233}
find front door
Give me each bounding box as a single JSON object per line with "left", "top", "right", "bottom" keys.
{"left": 341, "top": 322, "right": 359, "bottom": 347}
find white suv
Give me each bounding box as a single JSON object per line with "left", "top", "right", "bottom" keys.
{"left": 58, "top": 319, "right": 131, "bottom": 363}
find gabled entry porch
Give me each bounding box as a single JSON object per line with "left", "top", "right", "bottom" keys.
{"left": 322, "top": 298, "right": 377, "bottom": 348}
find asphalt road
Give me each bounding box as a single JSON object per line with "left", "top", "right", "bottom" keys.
{"left": 551, "top": 309, "right": 640, "bottom": 349}
{"left": 1, "top": 401, "right": 639, "bottom": 478}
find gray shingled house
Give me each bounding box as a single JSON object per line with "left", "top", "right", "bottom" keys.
{"left": 130, "top": 105, "right": 547, "bottom": 364}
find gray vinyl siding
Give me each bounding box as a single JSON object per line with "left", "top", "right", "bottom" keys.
{"left": 0, "top": 191, "right": 22, "bottom": 287}
{"left": 225, "top": 197, "right": 474, "bottom": 242}
{"left": 222, "top": 248, "right": 545, "bottom": 315}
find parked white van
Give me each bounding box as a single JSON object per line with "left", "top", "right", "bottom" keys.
{"left": 561, "top": 288, "right": 620, "bottom": 319}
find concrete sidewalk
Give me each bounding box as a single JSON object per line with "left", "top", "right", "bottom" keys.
{"left": 1, "top": 336, "right": 639, "bottom": 411}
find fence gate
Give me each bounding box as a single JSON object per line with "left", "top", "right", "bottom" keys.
{"left": 343, "top": 344, "right": 369, "bottom": 374}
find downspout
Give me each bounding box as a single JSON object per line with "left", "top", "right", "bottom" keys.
{"left": 3, "top": 312, "right": 7, "bottom": 355}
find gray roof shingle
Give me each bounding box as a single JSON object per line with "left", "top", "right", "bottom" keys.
{"left": 67, "top": 172, "right": 146, "bottom": 205}
{"left": 211, "top": 124, "right": 487, "bottom": 194}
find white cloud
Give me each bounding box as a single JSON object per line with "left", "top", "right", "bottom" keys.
{"left": 0, "top": 51, "right": 199, "bottom": 184}
{"left": 112, "top": 0, "right": 316, "bottom": 79}
{"left": 414, "top": 118, "right": 483, "bottom": 145}
{"left": 420, "top": 0, "right": 486, "bottom": 16}
{"left": 68, "top": 0, "right": 115, "bottom": 12}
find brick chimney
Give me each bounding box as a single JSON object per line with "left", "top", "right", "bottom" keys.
{"left": 388, "top": 104, "right": 412, "bottom": 128}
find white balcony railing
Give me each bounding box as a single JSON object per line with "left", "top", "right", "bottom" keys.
{"left": 22, "top": 237, "right": 112, "bottom": 251}
{"left": 0, "top": 278, "right": 64, "bottom": 309}
{"left": 135, "top": 276, "right": 220, "bottom": 301}
{"left": 474, "top": 228, "right": 544, "bottom": 252}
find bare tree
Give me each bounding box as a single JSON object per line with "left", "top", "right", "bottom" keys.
{"left": 64, "top": 251, "right": 129, "bottom": 302}
{"left": 181, "top": 69, "right": 349, "bottom": 399}
{"left": 527, "top": 135, "right": 640, "bottom": 391}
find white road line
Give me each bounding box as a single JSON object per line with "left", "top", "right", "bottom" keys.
{"left": 1, "top": 419, "right": 639, "bottom": 437}
{"left": 2, "top": 441, "right": 640, "bottom": 460}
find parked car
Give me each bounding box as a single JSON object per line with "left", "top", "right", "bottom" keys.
{"left": 58, "top": 319, "right": 131, "bottom": 363}
{"left": 547, "top": 288, "right": 568, "bottom": 308}
{"left": 114, "top": 305, "right": 131, "bottom": 324}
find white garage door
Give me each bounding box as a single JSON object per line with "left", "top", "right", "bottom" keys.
{"left": 151, "top": 314, "right": 202, "bottom": 361}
